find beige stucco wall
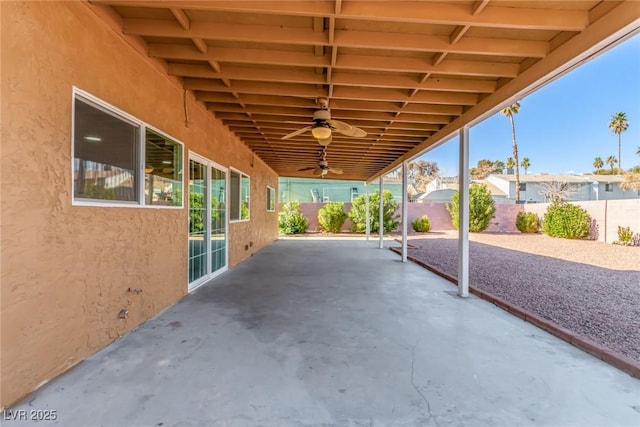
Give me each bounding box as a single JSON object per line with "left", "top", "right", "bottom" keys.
{"left": 1, "top": 2, "right": 277, "bottom": 407}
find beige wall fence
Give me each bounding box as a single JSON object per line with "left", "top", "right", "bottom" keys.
{"left": 290, "top": 202, "right": 524, "bottom": 233}
{"left": 524, "top": 199, "right": 640, "bottom": 243}
{"left": 289, "top": 200, "right": 640, "bottom": 241}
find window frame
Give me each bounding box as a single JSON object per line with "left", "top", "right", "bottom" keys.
{"left": 72, "top": 88, "right": 184, "bottom": 209}
{"left": 518, "top": 183, "right": 527, "bottom": 191}
{"left": 605, "top": 183, "right": 614, "bottom": 192}
{"left": 266, "top": 186, "right": 276, "bottom": 212}
{"left": 229, "top": 167, "right": 250, "bottom": 222}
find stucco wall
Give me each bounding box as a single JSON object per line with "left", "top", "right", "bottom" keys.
{"left": 524, "top": 199, "right": 640, "bottom": 243}
{"left": 1, "top": 2, "right": 277, "bottom": 407}
{"left": 291, "top": 202, "right": 522, "bottom": 233}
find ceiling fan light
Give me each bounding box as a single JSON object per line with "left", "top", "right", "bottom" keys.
{"left": 311, "top": 126, "right": 332, "bottom": 140}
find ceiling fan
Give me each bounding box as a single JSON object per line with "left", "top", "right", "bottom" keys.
{"left": 281, "top": 98, "right": 366, "bottom": 146}
{"left": 298, "top": 149, "right": 343, "bottom": 177}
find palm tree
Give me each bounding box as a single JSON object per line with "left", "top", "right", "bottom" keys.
{"left": 506, "top": 156, "right": 515, "bottom": 173}
{"left": 593, "top": 156, "right": 604, "bottom": 171}
{"left": 521, "top": 157, "right": 530, "bottom": 174}
{"left": 636, "top": 146, "right": 640, "bottom": 157}
{"left": 608, "top": 112, "right": 628, "bottom": 173}
{"left": 501, "top": 102, "right": 521, "bottom": 200}
{"left": 606, "top": 155, "right": 617, "bottom": 172}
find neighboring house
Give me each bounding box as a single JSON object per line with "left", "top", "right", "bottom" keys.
{"left": 412, "top": 188, "right": 456, "bottom": 202}
{"left": 425, "top": 176, "right": 458, "bottom": 194}
{"left": 472, "top": 179, "right": 510, "bottom": 203}
{"left": 485, "top": 174, "right": 639, "bottom": 202}
{"left": 278, "top": 177, "right": 403, "bottom": 203}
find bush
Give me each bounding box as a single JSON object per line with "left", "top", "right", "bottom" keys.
{"left": 318, "top": 201, "right": 348, "bottom": 233}
{"left": 541, "top": 201, "right": 591, "bottom": 239}
{"left": 446, "top": 184, "right": 496, "bottom": 232}
{"left": 278, "top": 201, "right": 308, "bottom": 235}
{"left": 515, "top": 211, "right": 540, "bottom": 233}
{"left": 348, "top": 190, "right": 400, "bottom": 233}
{"left": 615, "top": 226, "right": 634, "bottom": 245}
{"left": 411, "top": 215, "right": 431, "bottom": 232}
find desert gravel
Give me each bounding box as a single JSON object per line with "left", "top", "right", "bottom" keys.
{"left": 404, "top": 231, "right": 640, "bottom": 362}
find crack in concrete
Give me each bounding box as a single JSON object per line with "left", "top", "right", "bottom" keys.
{"left": 410, "top": 342, "right": 441, "bottom": 427}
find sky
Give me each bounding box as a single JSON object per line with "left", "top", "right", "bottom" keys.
{"left": 417, "top": 33, "right": 640, "bottom": 177}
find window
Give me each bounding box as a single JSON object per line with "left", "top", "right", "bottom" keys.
{"left": 519, "top": 183, "right": 527, "bottom": 191}
{"left": 72, "top": 89, "right": 183, "bottom": 207}
{"left": 230, "top": 169, "right": 250, "bottom": 221}
{"left": 145, "top": 129, "right": 183, "bottom": 206}
{"left": 605, "top": 183, "right": 613, "bottom": 192}
{"left": 266, "top": 186, "right": 276, "bottom": 212}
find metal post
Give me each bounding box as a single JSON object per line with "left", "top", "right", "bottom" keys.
{"left": 378, "top": 176, "right": 384, "bottom": 249}
{"left": 402, "top": 161, "right": 408, "bottom": 262}
{"left": 365, "top": 182, "right": 370, "bottom": 241}
{"left": 458, "top": 126, "right": 470, "bottom": 297}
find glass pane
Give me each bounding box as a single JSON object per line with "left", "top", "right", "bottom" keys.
{"left": 73, "top": 98, "right": 139, "bottom": 202}
{"left": 211, "top": 167, "right": 226, "bottom": 273}
{"left": 241, "top": 175, "right": 250, "bottom": 220}
{"left": 189, "top": 160, "right": 208, "bottom": 283}
{"left": 144, "top": 129, "right": 183, "bottom": 206}
{"left": 230, "top": 171, "right": 240, "bottom": 220}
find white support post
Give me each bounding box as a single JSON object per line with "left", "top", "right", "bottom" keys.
{"left": 402, "top": 161, "right": 408, "bottom": 262}
{"left": 458, "top": 126, "right": 470, "bottom": 297}
{"left": 365, "top": 182, "right": 370, "bottom": 241}
{"left": 378, "top": 177, "right": 384, "bottom": 249}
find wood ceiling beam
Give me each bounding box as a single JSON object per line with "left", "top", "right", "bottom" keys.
{"left": 331, "top": 86, "right": 478, "bottom": 105}
{"left": 184, "top": 79, "right": 328, "bottom": 98}
{"left": 149, "top": 44, "right": 330, "bottom": 68}
{"left": 335, "top": 55, "right": 519, "bottom": 77}
{"left": 130, "top": 18, "right": 547, "bottom": 58}
{"left": 330, "top": 72, "right": 496, "bottom": 92}
{"left": 97, "top": 1, "right": 587, "bottom": 31}
{"left": 334, "top": 31, "right": 548, "bottom": 58}
{"left": 197, "top": 93, "right": 318, "bottom": 107}
{"left": 124, "top": 19, "right": 328, "bottom": 46}
{"left": 169, "top": 63, "right": 327, "bottom": 85}
{"left": 338, "top": 2, "right": 587, "bottom": 31}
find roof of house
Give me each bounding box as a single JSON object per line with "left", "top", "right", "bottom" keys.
{"left": 489, "top": 174, "right": 624, "bottom": 183}
{"left": 472, "top": 179, "right": 508, "bottom": 197}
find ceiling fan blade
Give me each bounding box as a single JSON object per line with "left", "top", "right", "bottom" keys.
{"left": 282, "top": 126, "right": 311, "bottom": 140}
{"left": 312, "top": 168, "right": 324, "bottom": 176}
{"left": 328, "top": 167, "right": 344, "bottom": 175}
{"left": 298, "top": 166, "right": 317, "bottom": 172}
{"left": 328, "top": 119, "right": 367, "bottom": 138}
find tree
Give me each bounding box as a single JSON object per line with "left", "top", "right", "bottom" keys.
{"left": 446, "top": 183, "right": 496, "bottom": 232}
{"left": 506, "top": 157, "right": 515, "bottom": 172}
{"left": 469, "top": 159, "right": 503, "bottom": 179}
{"left": 348, "top": 190, "right": 400, "bottom": 233}
{"left": 620, "top": 171, "right": 640, "bottom": 192}
{"left": 593, "top": 156, "right": 604, "bottom": 171}
{"left": 606, "top": 155, "right": 617, "bottom": 172}
{"left": 521, "top": 157, "right": 530, "bottom": 174}
{"left": 501, "top": 102, "right": 521, "bottom": 200}
{"left": 608, "top": 112, "right": 628, "bottom": 173}
{"left": 538, "top": 181, "right": 577, "bottom": 202}
{"left": 636, "top": 146, "right": 640, "bottom": 157}
{"left": 407, "top": 160, "right": 439, "bottom": 193}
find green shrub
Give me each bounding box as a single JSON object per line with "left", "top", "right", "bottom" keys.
{"left": 541, "top": 201, "right": 591, "bottom": 239}
{"left": 615, "top": 226, "right": 634, "bottom": 245}
{"left": 446, "top": 184, "right": 496, "bottom": 232}
{"left": 515, "top": 211, "right": 540, "bottom": 233}
{"left": 278, "top": 201, "right": 308, "bottom": 235}
{"left": 411, "top": 215, "right": 431, "bottom": 232}
{"left": 348, "top": 190, "right": 400, "bottom": 233}
{"left": 318, "top": 201, "right": 348, "bottom": 233}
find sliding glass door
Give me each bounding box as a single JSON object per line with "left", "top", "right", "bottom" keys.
{"left": 188, "top": 153, "right": 228, "bottom": 291}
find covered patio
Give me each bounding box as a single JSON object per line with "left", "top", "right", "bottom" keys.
{"left": 6, "top": 239, "right": 638, "bottom": 426}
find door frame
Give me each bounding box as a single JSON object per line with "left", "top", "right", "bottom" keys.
{"left": 187, "top": 151, "right": 229, "bottom": 292}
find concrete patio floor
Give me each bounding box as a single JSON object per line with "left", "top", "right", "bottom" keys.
{"left": 6, "top": 239, "right": 640, "bottom": 427}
